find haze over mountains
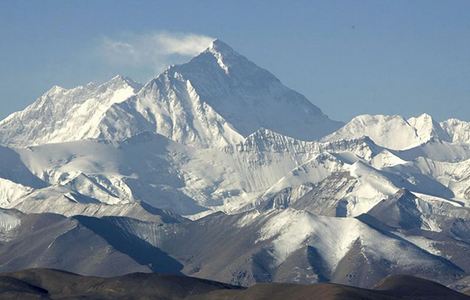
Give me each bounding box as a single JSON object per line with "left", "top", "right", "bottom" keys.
{"left": 0, "top": 40, "right": 469, "bottom": 293}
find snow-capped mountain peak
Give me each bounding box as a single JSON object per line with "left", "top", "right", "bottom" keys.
{"left": 0, "top": 75, "right": 140, "bottom": 147}
{"left": 0, "top": 40, "right": 342, "bottom": 148}
{"left": 323, "top": 113, "right": 458, "bottom": 150}
{"left": 440, "top": 118, "right": 470, "bottom": 144}
{"left": 45, "top": 85, "right": 67, "bottom": 96}
{"left": 208, "top": 39, "right": 234, "bottom": 54}
{"left": 205, "top": 39, "right": 237, "bottom": 73}
{"left": 407, "top": 113, "right": 451, "bottom": 143}
{"left": 107, "top": 74, "right": 142, "bottom": 89}
{"left": 164, "top": 40, "right": 343, "bottom": 142}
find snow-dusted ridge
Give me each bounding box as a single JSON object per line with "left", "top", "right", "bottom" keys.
{"left": 0, "top": 39, "right": 342, "bottom": 149}
{"left": 0, "top": 75, "right": 142, "bottom": 147}
{"left": 323, "top": 113, "right": 469, "bottom": 151}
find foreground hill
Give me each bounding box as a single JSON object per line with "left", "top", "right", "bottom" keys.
{"left": 0, "top": 269, "right": 468, "bottom": 300}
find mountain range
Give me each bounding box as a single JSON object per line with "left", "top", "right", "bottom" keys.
{"left": 1, "top": 269, "right": 468, "bottom": 299}
{"left": 0, "top": 39, "right": 469, "bottom": 293}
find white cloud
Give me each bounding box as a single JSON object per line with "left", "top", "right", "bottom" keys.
{"left": 156, "top": 33, "right": 215, "bottom": 56}
{"left": 99, "top": 32, "right": 214, "bottom": 72}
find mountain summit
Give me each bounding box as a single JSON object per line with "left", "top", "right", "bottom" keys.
{"left": 0, "top": 40, "right": 342, "bottom": 148}
{"left": 322, "top": 113, "right": 462, "bottom": 150}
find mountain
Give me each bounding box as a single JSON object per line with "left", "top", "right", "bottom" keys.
{"left": 0, "top": 115, "right": 468, "bottom": 217}
{"left": 322, "top": 113, "right": 469, "bottom": 150}
{"left": 0, "top": 76, "right": 141, "bottom": 147}
{"left": 0, "top": 39, "right": 468, "bottom": 291}
{"left": 0, "top": 209, "right": 184, "bottom": 277}
{"left": 441, "top": 118, "right": 470, "bottom": 144}
{"left": 0, "top": 40, "right": 342, "bottom": 148}
{"left": 0, "top": 207, "right": 467, "bottom": 288}
{"left": 5, "top": 125, "right": 466, "bottom": 217}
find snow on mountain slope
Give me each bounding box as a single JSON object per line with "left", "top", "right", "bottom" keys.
{"left": 407, "top": 113, "right": 451, "bottom": 143}
{"left": 168, "top": 40, "right": 343, "bottom": 141}
{"left": 11, "top": 193, "right": 182, "bottom": 223}
{"left": 250, "top": 132, "right": 470, "bottom": 218}
{"left": 11, "top": 133, "right": 316, "bottom": 214}
{"left": 48, "top": 207, "right": 460, "bottom": 287}
{"left": 0, "top": 209, "right": 21, "bottom": 233}
{"left": 0, "top": 146, "right": 47, "bottom": 189}
{"left": 63, "top": 173, "right": 124, "bottom": 205}
{"left": 248, "top": 138, "right": 393, "bottom": 213}
{"left": 370, "top": 149, "right": 409, "bottom": 168}
{"left": 0, "top": 129, "right": 368, "bottom": 216}
{"left": 96, "top": 40, "right": 343, "bottom": 147}
{"left": 413, "top": 157, "right": 470, "bottom": 201}
{"left": 179, "top": 208, "right": 463, "bottom": 286}
{"left": 341, "top": 161, "right": 399, "bottom": 214}
{"left": 440, "top": 118, "right": 470, "bottom": 144}
{"left": 0, "top": 212, "right": 185, "bottom": 276}
{"left": 323, "top": 113, "right": 453, "bottom": 151}
{"left": 256, "top": 209, "right": 445, "bottom": 272}
{"left": 0, "top": 178, "right": 33, "bottom": 206}
{"left": 363, "top": 189, "right": 470, "bottom": 275}
{"left": 1, "top": 120, "right": 466, "bottom": 219}
{"left": 366, "top": 189, "right": 468, "bottom": 232}
{"left": 0, "top": 76, "right": 140, "bottom": 147}
{"left": 256, "top": 160, "right": 402, "bottom": 217}
{"left": 11, "top": 134, "right": 205, "bottom": 214}
{"left": 259, "top": 153, "right": 344, "bottom": 199}
{"left": 98, "top": 69, "right": 245, "bottom": 148}
{"left": 396, "top": 138, "right": 470, "bottom": 162}
{"left": 180, "top": 136, "right": 384, "bottom": 213}
{"left": 0, "top": 207, "right": 464, "bottom": 288}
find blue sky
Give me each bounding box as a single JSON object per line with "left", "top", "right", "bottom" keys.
{"left": 0, "top": 0, "right": 469, "bottom": 121}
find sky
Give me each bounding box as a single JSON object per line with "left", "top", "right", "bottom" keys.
{"left": 0, "top": 0, "right": 469, "bottom": 122}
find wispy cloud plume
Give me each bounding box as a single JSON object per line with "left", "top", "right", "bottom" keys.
{"left": 99, "top": 31, "right": 214, "bottom": 72}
